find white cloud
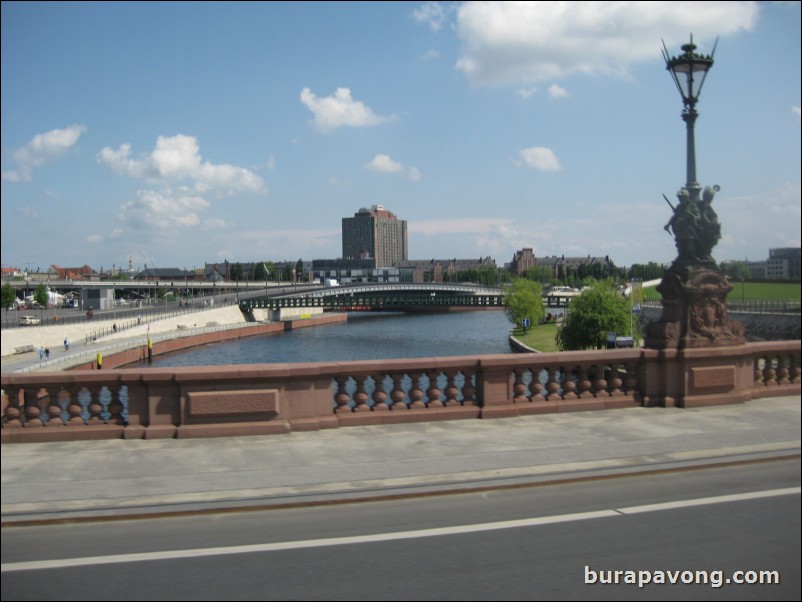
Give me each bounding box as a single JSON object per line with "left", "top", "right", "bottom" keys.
{"left": 454, "top": 1, "right": 758, "bottom": 85}
{"left": 517, "top": 87, "right": 537, "bottom": 99}
{"left": 118, "top": 188, "right": 210, "bottom": 230}
{"left": 413, "top": 2, "right": 451, "bottom": 32}
{"left": 300, "top": 87, "right": 394, "bottom": 133}
{"left": 794, "top": 105, "right": 801, "bottom": 120}
{"left": 17, "top": 207, "right": 39, "bottom": 219}
{"left": 365, "top": 154, "right": 403, "bottom": 173}
{"left": 97, "top": 134, "right": 267, "bottom": 194}
{"left": 420, "top": 49, "right": 441, "bottom": 61}
{"left": 85, "top": 229, "right": 122, "bottom": 245}
{"left": 518, "top": 147, "right": 562, "bottom": 172}
{"left": 203, "top": 217, "right": 231, "bottom": 230}
{"left": 364, "top": 154, "right": 421, "bottom": 182}
{"left": 548, "top": 84, "right": 568, "bottom": 98}
{"left": 2, "top": 124, "right": 86, "bottom": 182}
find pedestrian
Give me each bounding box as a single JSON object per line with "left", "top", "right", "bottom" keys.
{"left": 64, "top": 337, "right": 70, "bottom": 351}
{"left": 45, "top": 347, "right": 50, "bottom": 361}
{"left": 39, "top": 346, "right": 44, "bottom": 361}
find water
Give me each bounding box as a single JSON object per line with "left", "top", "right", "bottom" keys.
{"left": 152, "top": 310, "right": 513, "bottom": 366}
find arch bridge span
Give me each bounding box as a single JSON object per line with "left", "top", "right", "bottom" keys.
{"left": 241, "top": 282, "right": 506, "bottom": 312}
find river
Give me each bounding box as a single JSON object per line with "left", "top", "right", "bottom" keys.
{"left": 152, "top": 310, "right": 514, "bottom": 366}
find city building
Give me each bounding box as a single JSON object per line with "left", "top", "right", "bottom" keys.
{"left": 395, "top": 257, "right": 497, "bottom": 283}
{"left": 742, "top": 248, "right": 800, "bottom": 281}
{"left": 508, "top": 248, "right": 614, "bottom": 279}
{"left": 312, "top": 259, "right": 400, "bottom": 284}
{"left": 342, "top": 205, "right": 408, "bottom": 269}
{"left": 767, "top": 247, "right": 801, "bottom": 280}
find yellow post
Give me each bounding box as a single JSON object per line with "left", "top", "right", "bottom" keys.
{"left": 96, "top": 352, "right": 103, "bottom": 370}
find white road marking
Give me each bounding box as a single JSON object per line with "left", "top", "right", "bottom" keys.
{"left": 3, "top": 487, "right": 799, "bottom": 573}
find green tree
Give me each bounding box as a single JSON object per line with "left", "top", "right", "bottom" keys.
{"left": 295, "top": 258, "right": 304, "bottom": 282}
{"left": 503, "top": 278, "right": 545, "bottom": 331}
{"left": 230, "top": 262, "right": 244, "bottom": 281}
{"left": 253, "top": 262, "right": 268, "bottom": 281}
{"left": 2, "top": 282, "right": 16, "bottom": 314}
{"left": 34, "top": 283, "right": 49, "bottom": 309}
{"left": 556, "top": 279, "right": 633, "bottom": 350}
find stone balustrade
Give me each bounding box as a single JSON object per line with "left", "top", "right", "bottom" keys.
{"left": 1, "top": 341, "right": 799, "bottom": 443}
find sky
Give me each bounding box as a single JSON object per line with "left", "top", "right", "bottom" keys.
{"left": 1, "top": 1, "right": 800, "bottom": 274}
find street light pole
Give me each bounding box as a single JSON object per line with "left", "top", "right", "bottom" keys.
{"left": 662, "top": 35, "right": 717, "bottom": 203}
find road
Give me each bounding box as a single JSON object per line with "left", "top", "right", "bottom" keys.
{"left": 2, "top": 458, "right": 799, "bottom": 601}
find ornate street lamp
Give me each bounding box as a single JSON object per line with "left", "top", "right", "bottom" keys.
{"left": 645, "top": 35, "right": 745, "bottom": 353}
{"left": 662, "top": 35, "right": 717, "bottom": 203}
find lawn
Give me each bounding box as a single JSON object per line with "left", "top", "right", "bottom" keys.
{"left": 511, "top": 322, "right": 560, "bottom": 352}
{"left": 641, "top": 281, "right": 800, "bottom": 301}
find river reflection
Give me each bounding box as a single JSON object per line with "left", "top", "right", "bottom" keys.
{"left": 152, "top": 310, "right": 513, "bottom": 366}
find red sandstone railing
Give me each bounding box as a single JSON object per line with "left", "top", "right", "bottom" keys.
{"left": 1, "top": 341, "right": 799, "bottom": 443}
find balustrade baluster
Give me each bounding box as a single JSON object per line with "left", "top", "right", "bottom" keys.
{"left": 762, "top": 355, "right": 778, "bottom": 387}
{"left": 529, "top": 369, "right": 545, "bottom": 402}
{"left": 67, "top": 386, "right": 92, "bottom": 425}
{"left": 443, "top": 371, "right": 460, "bottom": 407}
{"left": 426, "top": 372, "right": 442, "bottom": 409}
{"left": 1, "top": 385, "right": 24, "bottom": 428}
{"left": 409, "top": 374, "right": 425, "bottom": 408}
{"left": 790, "top": 353, "right": 801, "bottom": 384}
{"left": 334, "top": 376, "right": 352, "bottom": 413}
{"left": 23, "top": 388, "right": 45, "bottom": 428}
{"left": 576, "top": 365, "right": 593, "bottom": 398}
{"left": 106, "top": 385, "right": 126, "bottom": 424}
{"left": 513, "top": 369, "right": 529, "bottom": 403}
{"left": 87, "top": 386, "right": 106, "bottom": 423}
{"left": 562, "top": 366, "right": 578, "bottom": 399}
{"left": 545, "top": 367, "right": 561, "bottom": 400}
{"left": 592, "top": 366, "right": 609, "bottom": 397}
{"left": 372, "top": 375, "right": 389, "bottom": 411}
{"left": 353, "top": 376, "right": 371, "bottom": 412}
{"left": 608, "top": 365, "right": 624, "bottom": 397}
{"left": 390, "top": 374, "right": 407, "bottom": 410}
{"left": 776, "top": 354, "right": 790, "bottom": 386}
{"left": 46, "top": 388, "right": 67, "bottom": 426}
{"left": 754, "top": 355, "right": 765, "bottom": 387}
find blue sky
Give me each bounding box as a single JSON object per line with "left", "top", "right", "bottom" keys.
{"left": 2, "top": 1, "right": 800, "bottom": 273}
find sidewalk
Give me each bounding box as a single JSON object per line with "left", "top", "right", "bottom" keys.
{"left": 1, "top": 317, "right": 262, "bottom": 373}
{"left": 2, "top": 395, "right": 799, "bottom": 525}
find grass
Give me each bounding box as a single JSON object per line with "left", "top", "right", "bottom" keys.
{"left": 511, "top": 322, "right": 560, "bottom": 352}
{"left": 641, "top": 281, "right": 800, "bottom": 301}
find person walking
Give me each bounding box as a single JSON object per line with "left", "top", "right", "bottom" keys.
{"left": 44, "top": 347, "right": 50, "bottom": 361}
{"left": 64, "top": 337, "right": 70, "bottom": 351}
{"left": 38, "top": 346, "right": 44, "bottom": 362}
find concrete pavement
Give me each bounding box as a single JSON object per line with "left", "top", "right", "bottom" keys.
{"left": 2, "top": 394, "right": 799, "bottom": 525}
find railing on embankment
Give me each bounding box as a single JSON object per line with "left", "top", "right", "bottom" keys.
{"left": 1, "top": 341, "right": 799, "bottom": 443}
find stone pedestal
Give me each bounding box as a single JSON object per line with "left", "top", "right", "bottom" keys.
{"left": 645, "top": 264, "right": 745, "bottom": 350}
{"left": 644, "top": 264, "right": 749, "bottom": 408}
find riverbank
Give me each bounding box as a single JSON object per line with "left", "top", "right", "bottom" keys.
{"left": 1, "top": 308, "right": 347, "bottom": 372}
{"left": 508, "top": 322, "right": 560, "bottom": 353}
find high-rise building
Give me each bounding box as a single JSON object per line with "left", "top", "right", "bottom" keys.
{"left": 342, "top": 205, "right": 408, "bottom": 268}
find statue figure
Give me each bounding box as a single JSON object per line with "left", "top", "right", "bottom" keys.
{"left": 663, "top": 185, "right": 721, "bottom": 264}
{"left": 697, "top": 185, "right": 721, "bottom": 262}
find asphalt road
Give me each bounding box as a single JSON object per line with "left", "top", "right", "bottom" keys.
{"left": 2, "top": 458, "right": 799, "bottom": 601}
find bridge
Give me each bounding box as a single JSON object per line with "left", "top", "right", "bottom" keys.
{"left": 240, "top": 283, "right": 506, "bottom": 312}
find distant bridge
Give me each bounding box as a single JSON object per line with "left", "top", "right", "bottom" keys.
{"left": 241, "top": 283, "right": 506, "bottom": 312}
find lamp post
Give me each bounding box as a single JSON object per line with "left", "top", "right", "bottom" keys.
{"left": 662, "top": 35, "right": 716, "bottom": 203}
